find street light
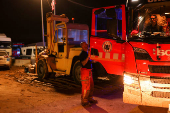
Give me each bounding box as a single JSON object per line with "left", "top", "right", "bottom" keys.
{"left": 41, "top": 0, "right": 45, "bottom": 48}
{"left": 132, "top": 0, "right": 138, "bottom": 2}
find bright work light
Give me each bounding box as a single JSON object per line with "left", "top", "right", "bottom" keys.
{"left": 124, "top": 74, "right": 134, "bottom": 85}
{"left": 132, "top": 0, "right": 138, "bottom": 2}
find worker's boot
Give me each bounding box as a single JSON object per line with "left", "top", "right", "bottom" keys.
{"left": 81, "top": 100, "right": 91, "bottom": 107}
{"left": 88, "top": 89, "right": 98, "bottom": 104}
{"left": 89, "top": 97, "right": 98, "bottom": 104}
{"left": 81, "top": 90, "right": 91, "bottom": 107}
{"left": 88, "top": 75, "right": 97, "bottom": 104}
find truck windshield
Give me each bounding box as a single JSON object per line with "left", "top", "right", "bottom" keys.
{"left": 68, "top": 29, "right": 88, "bottom": 42}
{"left": 128, "top": 1, "right": 170, "bottom": 39}
{"left": 55, "top": 28, "right": 88, "bottom": 43}
{"left": 0, "top": 41, "right": 11, "bottom": 49}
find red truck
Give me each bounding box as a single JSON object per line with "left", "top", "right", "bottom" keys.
{"left": 90, "top": 0, "right": 170, "bottom": 108}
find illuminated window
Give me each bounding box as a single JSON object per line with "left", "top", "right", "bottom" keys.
{"left": 68, "top": 29, "right": 88, "bottom": 42}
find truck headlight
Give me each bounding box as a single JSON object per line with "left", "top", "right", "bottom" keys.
{"left": 124, "top": 74, "right": 134, "bottom": 85}
{"left": 133, "top": 47, "right": 151, "bottom": 60}
{"left": 124, "top": 73, "right": 139, "bottom": 85}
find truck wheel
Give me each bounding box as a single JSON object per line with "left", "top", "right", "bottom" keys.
{"left": 37, "top": 59, "right": 48, "bottom": 80}
{"left": 72, "top": 60, "right": 82, "bottom": 84}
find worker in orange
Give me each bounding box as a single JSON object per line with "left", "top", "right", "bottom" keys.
{"left": 79, "top": 41, "right": 98, "bottom": 107}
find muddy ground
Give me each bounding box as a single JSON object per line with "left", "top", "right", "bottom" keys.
{"left": 0, "top": 66, "right": 168, "bottom": 113}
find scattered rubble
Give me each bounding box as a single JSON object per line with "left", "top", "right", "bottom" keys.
{"left": 1, "top": 66, "right": 52, "bottom": 88}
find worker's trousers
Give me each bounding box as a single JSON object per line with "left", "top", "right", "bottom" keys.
{"left": 81, "top": 68, "right": 94, "bottom": 103}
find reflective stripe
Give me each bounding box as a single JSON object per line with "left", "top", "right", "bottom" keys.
{"left": 83, "top": 89, "right": 86, "bottom": 98}
{"left": 122, "top": 54, "right": 125, "bottom": 61}
{"left": 105, "top": 53, "right": 110, "bottom": 59}
{"left": 113, "top": 53, "right": 119, "bottom": 59}
{"left": 90, "top": 52, "right": 125, "bottom": 62}
{"left": 91, "top": 55, "right": 95, "bottom": 57}
{"left": 99, "top": 52, "right": 103, "bottom": 58}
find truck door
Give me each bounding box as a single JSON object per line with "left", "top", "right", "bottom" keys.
{"left": 90, "top": 5, "right": 126, "bottom": 76}
{"left": 54, "top": 23, "right": 68, "bottom": 71}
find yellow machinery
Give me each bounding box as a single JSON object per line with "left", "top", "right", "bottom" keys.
{"left": 36, "top": 13, "right": 89, "bottom": 84}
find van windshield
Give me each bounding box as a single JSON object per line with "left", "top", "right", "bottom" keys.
{"left": 0, "top": 41, "right": 11, "bottom": 49}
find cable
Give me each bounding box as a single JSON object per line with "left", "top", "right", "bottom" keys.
{"left": 68, "top": 0, "right": 94, "bottom": 9}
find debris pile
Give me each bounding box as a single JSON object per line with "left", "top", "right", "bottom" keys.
{"left": 3, "top": 66, "right": 53, "bottom": 88}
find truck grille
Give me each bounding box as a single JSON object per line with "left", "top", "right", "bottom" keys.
{"left": 152, "top": 86, "right": 170, "bottom": 89}
{"left": 151, "top": 91, "right": 170, "bottom": 98}
{"left": 150, "top": 76, "right": 170, "bottom": 84}
{"left": 149, "top": 65, "right": 170, "bottom": 74}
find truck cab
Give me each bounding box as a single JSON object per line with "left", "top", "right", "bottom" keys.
{"left": 90, "top": 0, "right": 170, "bottom": 108}
{"left": 124, "top": 0, "right": 170, "bottom": 108}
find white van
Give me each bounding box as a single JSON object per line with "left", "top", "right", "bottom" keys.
{"left": 20, "top": 46, "right": 44, "bottom": 64}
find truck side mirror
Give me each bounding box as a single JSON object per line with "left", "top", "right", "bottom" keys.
{"left": 94, "top": 7, "right": 119, "bottom": 39}
{"left": 106, "top": 8, "right": 118, "bottom": 38}
{"left": 107, "top": 19, "right": 118, "bottom": 38}
{"left": 106, "top": 8, "right": 117, "bottom": 19}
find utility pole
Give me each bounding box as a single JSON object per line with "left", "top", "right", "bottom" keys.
{"left": 52, "top": 0, "right": 56, "bottom": 45}
{"left": 41, "top": 0, "right": 45, "bottom": 48}
{"left": 53, "top": 0, "right": 56, "bottom": 27}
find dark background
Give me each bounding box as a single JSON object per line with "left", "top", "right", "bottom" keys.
{"left": 0, "top": 0, "right": 126, "bottom": 45}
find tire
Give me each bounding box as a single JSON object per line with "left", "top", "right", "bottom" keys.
{"left": 37, "top": 59, "right": 48, "bottom": 80}
{"left": 92, "top": 62, "right": 107, "bottom": 78}
{"left": 72, "top": 60, "right": 82, "bottom": 84}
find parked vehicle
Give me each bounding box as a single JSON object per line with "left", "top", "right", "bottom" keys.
{"left": 12, "top": 43, "right": 24, "bottom": 58}
{"left": 89, "top": 0, "right": 170, "bottom": 109}
{"left": 0, "top": 34, "right": 12, "bottom": 56}
{"left": 36, "top": 13, "right": 89, "bottom": 84}
{"left": 0, "top": 50, "right": 11, "bottom": 69}
{"left": 20, "top": 46, "right": 44, "bottom": 65}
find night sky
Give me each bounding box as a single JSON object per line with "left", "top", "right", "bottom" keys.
{"left": 0, "top": 0, "right": 126, "bottom": 45}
